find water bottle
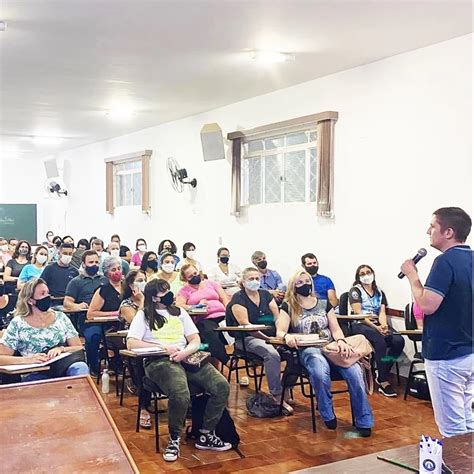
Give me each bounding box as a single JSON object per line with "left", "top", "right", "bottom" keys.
{"left": 101, "top": 368, "right": 110, "bottom": 394}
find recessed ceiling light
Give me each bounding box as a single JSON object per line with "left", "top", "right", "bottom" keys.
{"left": 0, "top": 21, "right": 7, "bottom": 32}
{"left": 250, "top": 50, "right": 295, "bottom": 64}
{"left": 106, "top": 107, "right": 136, "bottom": 119}
{"left": 32, "top": 136, "right": 63, "bottom": 145}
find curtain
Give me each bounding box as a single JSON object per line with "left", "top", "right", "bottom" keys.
{"left": 230, "top": 137, "right": 242, "bottom": 216}
{"left": 316, "top": 119, "right": 336, "bottom": 217}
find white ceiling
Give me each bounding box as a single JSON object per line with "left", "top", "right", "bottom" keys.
{"left": 0, "top": 0, "right": 472, "bottom": 160}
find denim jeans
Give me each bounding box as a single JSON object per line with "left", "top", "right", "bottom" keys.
{"left": 84, "top": 323, "right": 114, "bottom": 373}
{"left": 24, "top": 361, "right": 90, "bottom": 382}
{"left": 300, "top": 346, "right": 374, "bottom": 428}
{"left": 425, "top": 353, "right": 474, "bottom": 437}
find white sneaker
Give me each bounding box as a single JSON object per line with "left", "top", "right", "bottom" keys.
{"left": 239, "top": 376, "right": 250, "bottom": 386}
{"left": 281, "top": 400, "right": 294, "bottom": 416}
{"left": 163, "top": 436, "right": 180, "bottom": 462}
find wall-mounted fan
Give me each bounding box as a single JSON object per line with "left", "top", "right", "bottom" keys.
{"left": 167, "top": 157, "right": 197, "bottom": 193}
{"left": 45, "top": 179, "right": 68, "bottom": 197}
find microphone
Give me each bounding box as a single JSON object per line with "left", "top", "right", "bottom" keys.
{"left": 398, "top": 248, "right": 427, "bottom": 279}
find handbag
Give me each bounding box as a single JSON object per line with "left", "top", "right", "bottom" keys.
{"left": 322, "top": 334, "right": 373, "bottom": 368}
{"left": 181, "top": 351, "right": 211, "bottom": 372}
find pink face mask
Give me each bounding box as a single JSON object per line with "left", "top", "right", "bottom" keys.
{"left": 110, "top": 271, "right": 123, "bottom": 283}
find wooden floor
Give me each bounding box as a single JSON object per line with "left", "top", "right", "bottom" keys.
{"left": 104, "top": 372, "right": 440, "bottom": 473}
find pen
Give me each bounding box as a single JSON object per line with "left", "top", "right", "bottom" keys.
{"left": 377, "top": 456, "right": 419, "bottom": 472}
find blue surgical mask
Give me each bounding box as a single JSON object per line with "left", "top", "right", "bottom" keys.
{"left": 244, "top": 280, "right": 260, "bottom": 292}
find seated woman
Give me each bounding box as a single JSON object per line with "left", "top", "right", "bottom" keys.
{"left": 120, "top": 270, "right": 146, "bottom": 328}
{"left": 176, "top": 242, "right": 203, "bottom": 273}
{"left": 85, "top": 256, "right": 123, "bottom": 375}
{"left": 3, "top": 240, "right": 31, "bottom": 293}
{"left": 176, "top": 264, "right": 229, "bottom": 366}
{"left": 277, "top": 270, "right": 374, "bottom": 436}
{"left": 17, "top": 245, "right": 49, "bottom": 289}
{"left": 139, "top": 251, "right": 160, "bottom": 281}
{"left": 208, "top": 247, "right": 242, "bottom": 295}
{"left": 225, "top": 267, "right": 292, "bottom": 414}
{"left": 157, "top": 239, "right": 180, "bottom": 267}
{"left": 157, "top": 252, "right": 184, "bottom": 295}
{"left": 0, "top": 278, "right": 89, "bottom": 381}
{"left": 349, "top": 264, "right": 405, "bottom": 398}
{"left": 131, "top": 238, "right": 148, "bottom": 268}
{"left": 127, "top": 279, "right": 231, "bottom": 462}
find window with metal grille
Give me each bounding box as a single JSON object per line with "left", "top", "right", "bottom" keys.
{"left": 114, "top": 159, "right": 142, "bottom": 207}
{"left": 241, "top": 130, "right": 316, "bottom": 205}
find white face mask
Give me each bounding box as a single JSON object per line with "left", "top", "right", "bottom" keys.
{"left": 0, "top": 244, "right": 8, "bottom": 252}
{"left": 360, "top": 274, "right": 374, "bottom": 285}
{"left": 244, "top": 279, "right": 260, "bottom": 292}
{"left": 186, "top": 250, "right": 196, "bottom": 259}
{"left": 36, "top": 254, "right": 48, "bottom": 265}
{"left": 60, "top": 255, "right": 72, "bottom": 266}
{"left": 161, "top": 263, "right": 175, "bottom": 274}
{"left": 137, "top": 244, "right": 147, "bottom": 252}
{"left": 134, "top": 281, "right": 146, "bottom": 292}
{"left": 110, "top": 249, "right": 120, "bottom": 257}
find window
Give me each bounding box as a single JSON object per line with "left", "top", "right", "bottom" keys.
{"left": 242, "top": 130, "right": 316, "bottom": 205}
{"left": 114, "top": 159, "right": 142, "bottom": 207}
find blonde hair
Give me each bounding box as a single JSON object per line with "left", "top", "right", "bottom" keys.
{"left": 239, "top": 267, "right": 259, "bottom": 289}
{"left": 284, "top": 270, "right": 315, "bottom": 326}
{"left": 179, "top": 263, "right": 197, "bottom": 282}
{"left": 15, "top": 277, "right": 48, "bottom": 318}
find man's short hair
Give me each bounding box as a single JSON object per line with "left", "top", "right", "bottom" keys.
{"left": 251, "top": 250, "right": 265, "bottom": 261}
{"left": 433, "top": 207, "right": 472, "bottom": 242}
{"left": 91, "top": 238, "right": 104, "bottom": 248}
{"left": 81, "top": 250, "right": 99, "bottom": 263}
{"left": 301, "top": 253, "right": 317, "bottom": 266}
{"left": 60, "top": 243, "right": 74, "bottom": 251}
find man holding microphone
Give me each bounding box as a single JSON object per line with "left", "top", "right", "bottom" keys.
{"left": 400, "top": 207, "right": 473, "bottom": 437}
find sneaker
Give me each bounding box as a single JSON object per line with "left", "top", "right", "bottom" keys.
{"left": 356, "top": 427, "right": 372, "bottom": 437}
{"left": 378, "top": 383, "right": 397, "bottom": 398}
{"left": 163, "top": 436, "right": 180, "bottom": 462}
{"left": 324, "top": 417, "right": 338, "bottom": 430}
{"left": 239, "top": 376, "right": 250, "bottom": 386}
{"left": 125, "top": 379, "right": 137, "bottom": 395}
{"left": 195, "top": 431, "right": 232, "bottom": 451}
{"left": 281, "top": 400, "right": 294, "bottom": 416}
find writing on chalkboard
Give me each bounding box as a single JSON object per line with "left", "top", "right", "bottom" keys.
{"left": 0, "top": 217, "right": 15, "bottom": 225}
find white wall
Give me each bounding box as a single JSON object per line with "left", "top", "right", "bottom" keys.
{"left": 1, "top": 34, "right": 472, "bottom": 313}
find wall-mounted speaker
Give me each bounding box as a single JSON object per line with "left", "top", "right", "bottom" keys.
{"left": 201, "top": 123, "right": 225, "bottom": 161}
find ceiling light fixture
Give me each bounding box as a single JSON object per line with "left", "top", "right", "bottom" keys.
{"left": 32, "top": 136, "right": 63, "bottom": 145}
{"left": 105, "top": 107, "right": 136, "bottom": 119}
{"left": 0, "top": 21, "right": 7, "bottom": 32}
{"left": 250, "top": 50, "right": 295, "bottom": 64}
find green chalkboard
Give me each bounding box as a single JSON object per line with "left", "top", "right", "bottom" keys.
{"left": 0, "top": 204, "right": 37, "bottom": 243}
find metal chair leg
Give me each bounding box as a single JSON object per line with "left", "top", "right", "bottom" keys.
{"left": 309, "top": 382, "right": 317, "bottom": 433}
{"left": 119, "top": 363, "right": 127, "bottom": 406}
{"left": 136, "top": 388, "right": 143, "bottom": 433}
{"left": 404, "top": 361, "right": 415, "bottom": 400}
{"left": 154, "top": 394, "right": 160, "bottom": 453}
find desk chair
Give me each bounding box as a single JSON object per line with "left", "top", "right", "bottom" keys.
{"left": 403, "top": 303, "right": 425, "bottom": 400}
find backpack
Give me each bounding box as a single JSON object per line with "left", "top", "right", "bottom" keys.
{"left": 246, "top": 393, "right": 280, "bottom": 418}
{"left": 186, "top": 393, "right": 244, "bottom": 457}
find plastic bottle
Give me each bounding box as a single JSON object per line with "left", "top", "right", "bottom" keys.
{"left": 101, "top": 368, "right": 110, "bottom": 394}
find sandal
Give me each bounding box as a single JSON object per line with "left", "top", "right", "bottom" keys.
{"left": 140, "top": 410, "right": 152, "bottom": 429}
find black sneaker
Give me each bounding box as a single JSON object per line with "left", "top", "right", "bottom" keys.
{"left": 195, "top": 431, "right": 232, "bottom": 451}
{"left": 378, "top": 383, "right": 397, "bottom": 397}
{"left": 324, "top": 417, "right": 338, "bottom": 430}
{"left": 163, "top": 436, "right": 180, "bottom": 462}
{"left": 356, "top": 427, "right": 372, "bottom": 437}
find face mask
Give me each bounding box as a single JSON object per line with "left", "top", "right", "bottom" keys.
{"left": 163, "top": 247, "right": 172, "bottom": 253}
{"left": 186, "top": 250, "right": 196, "bottom": 259}
{"left": 110, "top": 249, "right": 120, "bottom": 257}
{"left": 34, "top": 295, "right": 52, "bottom": 312}
{"left": 256, "top": 260, "right": 267, "bottom": 270}
{"left": 244, "top": 280, "right": 260, "bottom": 292}
{"left": 188, "top": 275, "right": 201, "bottom": 285}
{"left": 134, "top": 281, "right": 146, "bottom": 292}
{"left": 19, "top": 248, "right": 29, "bottom": 256}
{"left": 60, "top": 255, "right": 72, "bottom": 266}
{"left": 36, "top": 254, "right": 48, "bottom": 265}
{"left": 85, "top": 264, "right": 99, "bottom": 276}
{"left": 305, "top": 266, "right": 318, "bottom": 276}
{"left": 1, "top": 244, "right": 8, "bottom": 252}
{"left": 158, "top": 291, "right": 174, "bottom": 306}
{"left": 147, "top": 260, "right": 158, "bottom": 271}
{"left": 360, "top": 274, "right": 374, "bottom": 285}
{"left": 161, "top": 263, "right": 175, "bottom": 274}
{"left": 109, "top": 270, "right": 122, "bottom": 283}
{"left": 295, "top": 283, "right": 312, "bottom": 297}
{"left": 137, "top": 244, "right": 147, "bottom": 252}
{"left": 219, "top": 256, "right": 229, "bottom": 264}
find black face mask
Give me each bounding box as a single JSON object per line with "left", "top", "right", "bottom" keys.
{"left": 188, "top": 275, "right": 201, "bottom": 285}
{"left": 159, "top": 291, "right": 174, "bottom": 306}
{"left": 85, "top": 264, "right": 99, "bottom": 276}
{"left": 256, "top": 260, "right": 268, "bottom": 270}
{"left": 147, "top": 260, "right": 158, "bottom": 271}
{"left": 305, "top": 266, "right": 319, "bottom": 276}
{"left": 34, "top": 295, "right": 52, "bottom": 312}
{"left": 295, "top": 284, "right": 312, "bottom": 297}
{"left": 219, "top": 256, "right": 229, "bottom": 264}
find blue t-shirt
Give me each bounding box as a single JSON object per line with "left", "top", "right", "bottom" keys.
{"left": 41, "top": 262, "right": 79, "bottom": 297}
{"left": 423, "top": 245, "right": 473, "bottom": 361}
{"left": 311, "top": 274, "right": 335, "bottom": 300}
{"left": 18, "top": 264, "right": 44, "bottom": 283}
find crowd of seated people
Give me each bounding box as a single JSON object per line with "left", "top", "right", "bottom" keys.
{"left": 0, "top": 232, "right": 414, "bottom": 459}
